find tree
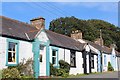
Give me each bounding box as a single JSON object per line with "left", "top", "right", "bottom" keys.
{"left": 49, "top": 16, "right": 120, "bottom": 52}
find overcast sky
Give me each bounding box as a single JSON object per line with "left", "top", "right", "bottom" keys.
{"left": 2, "top": 2, "right": 119, "bottom": 29}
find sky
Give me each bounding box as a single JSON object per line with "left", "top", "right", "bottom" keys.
{"left": 1, "top": 1, "right": 119, "bottom": 29}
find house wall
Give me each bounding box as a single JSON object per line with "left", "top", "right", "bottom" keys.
{"left": 19, "top": 40, "right": 33, "bottom": 63}
{"left": 0, "top": 37, "right": 33, "bottom": 70}
{"left": 49, "top": 46, "right": 84, "bottom": 75}
{"left": 115, "top": 56, "right": 118, "bottom": 71}
{"left": 102, "top": 53, "right": 111, "bottom": 72}
{"left": 117, "top": 57, "right": 120, "bottom": 71}
{"left": 0, "top": 37, "right": 7, "bottom": 69}
{"left": 70, "top": 51, "right": 83, "bottom": 75}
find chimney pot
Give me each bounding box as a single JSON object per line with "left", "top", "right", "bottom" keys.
{"left": 71, "top": 30, "right": 82, "bottom": 39}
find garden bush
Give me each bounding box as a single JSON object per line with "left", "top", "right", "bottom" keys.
{"left": 2, "top": 68, "right": 20, "bottom": 78}
{"left": 59, "top": 60, "right": 70, "bottom": 73}
{"left": 107, "top": 62, "right": 114, "bottom": 71}
{"left": 57, "top": 69, "right": 69, "bottom": 77}
{"left": 50, "top": 63, "right": 57, "bottom": 76}
{"left": 50, "top": 60, "right": 70, "bottom": 77}
{"left": 7, "top": 58, "right": 34, "bottom": 78}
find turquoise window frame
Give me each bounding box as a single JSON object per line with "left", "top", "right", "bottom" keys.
{"left": 51, "top": 46, "right": 59, "bottom": 68}
{"left": 6, "top": 38, "right": 19, "bottom": 66}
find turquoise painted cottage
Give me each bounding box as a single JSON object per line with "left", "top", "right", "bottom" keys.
{"left": 0, "top": 16, "right": 119, "bottom": 78}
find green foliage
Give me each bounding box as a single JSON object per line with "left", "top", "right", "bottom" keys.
{"left": 57, "top": 69, "right": 69, "bottom": 77}
{"left": 107, "top": 62, "right": 114, "bottom": 71}
{"left": 2, "top": 68, "right": 20, "bottom": 78}
{"left": 50, "top": 63, "right": 57, "bottom": 76}
{"left": 8, "top": 58, "right": 34, "bottom": 78}
{"left": 59, "top": 60, "right": 70, "bottom": 73}
{"left": 50, "top": 60, "right": 70, "bottom": 77}
{"left": 49, "top": 16, "right": 120, "bottom": 52}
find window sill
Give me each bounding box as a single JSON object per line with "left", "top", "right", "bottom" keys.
{"left": 6, "top": 62, "right": 18, "bottom": 66}
{"left": 53, "top": 65, "right": 59, "bottom": 68}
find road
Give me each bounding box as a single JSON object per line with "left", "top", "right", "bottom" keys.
{"left": 79, "top": 71, "right": 120, "bottom": 80}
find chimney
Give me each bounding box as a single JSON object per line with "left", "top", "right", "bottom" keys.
{"left": 94, "top": 38, "right": 104, "bottom": 46}
{"left": 71, "top": 30, "right": 82, "bottom": 39}
{"left": 94, "top": 29, "right": 104, "bottom": 46}
{"left": 110, "top": 44, "right": 117, "bottom": 49}
{"left": 30, "top": 17, "right": 45, "bottom": 30}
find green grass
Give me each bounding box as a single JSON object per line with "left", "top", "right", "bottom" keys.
{"left": 49, "top": 71, "right": 116, "bottom": 78}
{"left": 0, "top": 70, "right": 2, "bottom": 79}
{"left": 67, "top": 73, "right": 87, "bottom": 78}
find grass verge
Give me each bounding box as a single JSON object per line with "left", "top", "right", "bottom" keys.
{"left": 0, "top": 70, "right": 2, "bottom": 79}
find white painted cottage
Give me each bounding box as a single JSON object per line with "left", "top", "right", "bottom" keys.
{"left": 0, "top": 16, "right": 119, "bottom": 78}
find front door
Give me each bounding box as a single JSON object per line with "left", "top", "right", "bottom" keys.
{"left": 86, "top": 52, "right": 90, "bottom": 74}
{"left": 39, "top": 45, "right": 46, "bottom": 76}
{"left": 83, "top": 51, "right": 90, "bottom": 74}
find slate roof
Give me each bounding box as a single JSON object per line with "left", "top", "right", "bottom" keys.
{"left": 46, "top": 30, "right": 85, "bottom": 51}
{"left": 0, "top": 16, "right": 84, "bottom": 51}
{"left": 85, "top": 40, "right": 111, "bottom": 54}
{"left": 0, "top": 16, "right": 39, "bottom": 41}
{"left": 1, "top": 16, "right": 119, "bottom": 54}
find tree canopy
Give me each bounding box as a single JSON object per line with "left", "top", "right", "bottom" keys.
{"left": 49, "top": 16, "right": 120, "bottom": 52}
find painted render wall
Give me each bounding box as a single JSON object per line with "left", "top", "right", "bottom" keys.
{"left": 102, "top": 53, "right": 111, "bottom": 72}
{"left": 70, "top": 51, "right": 84, "bottom": 75}
{"left": 0, "top": 37, "right": 7, "bottom": 69}
{"left": 19, "top": 40, "right": 33, "bottom": 63}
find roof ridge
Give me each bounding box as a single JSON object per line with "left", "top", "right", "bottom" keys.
{"left": 46, "top": 30, "right": 79, "bottom": 42}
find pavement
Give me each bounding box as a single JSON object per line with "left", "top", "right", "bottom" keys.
{"left": 80, "top": 71, "right": 119, "bottom": 78}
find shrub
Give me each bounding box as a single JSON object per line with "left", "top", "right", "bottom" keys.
{"left": 59, "top": 60, "right": 70, "bottom": 73}
{"left": 2, "top": 68, "right": 20, "bottom": 78}
{"left": 107, "top": 62, "right": 114, "bottom": 71}
{"left": 50, "top": 63, "right": 57, "bottom": 76}
{"left": 50, "top": 60, "right": 70, "bottom": 77}
{"left": 57, "top": 69, "right": 69, "bottom": 77}
{"left": 56, "top": 69, "right": 65, "bottom": 76}
{"left": 8, "top": 58, "right": 34, "bottom": 78}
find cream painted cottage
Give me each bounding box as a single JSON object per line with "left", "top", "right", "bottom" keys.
{"left": 0, "top": 16, "right": 119, "bottom": 78}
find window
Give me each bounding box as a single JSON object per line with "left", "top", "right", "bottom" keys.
{"left": 6, "top": 39, "right": 19, "bottom": 66}
{"left": 6, "top": 41, "right": 19, "bottom": 66}
{"left": 40, "top": 54, "right": 43, "bottom": 62}
{"left": 70, "top": 50, "right": 76, "bottom": 67}
{"left": 8, "top": 42, "right": 17, "bottom": 62}
{"left": 52, "top": 50, "right": 57, "bottom": 65}
{"left": 91, "top": 54, "right": 94, "bottom": 68}
{"left": 104, "top": 55, "right": 107, "bottom": 66}
{"left": 40, "top": 45, "right": 45, "bottom": 50}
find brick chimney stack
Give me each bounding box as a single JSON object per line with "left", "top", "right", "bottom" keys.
{"left": 71, "top": 30, "right": 82, "bottom": 39}
{"left": 94, "top": 29, "right": 104, "bottom": 46}
{"left": 30, "top": 17, "right": 45, "bottom": 30}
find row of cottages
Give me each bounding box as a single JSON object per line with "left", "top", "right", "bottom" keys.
{"left": 0, "top": 16, "right": 120, "bottom": 78}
